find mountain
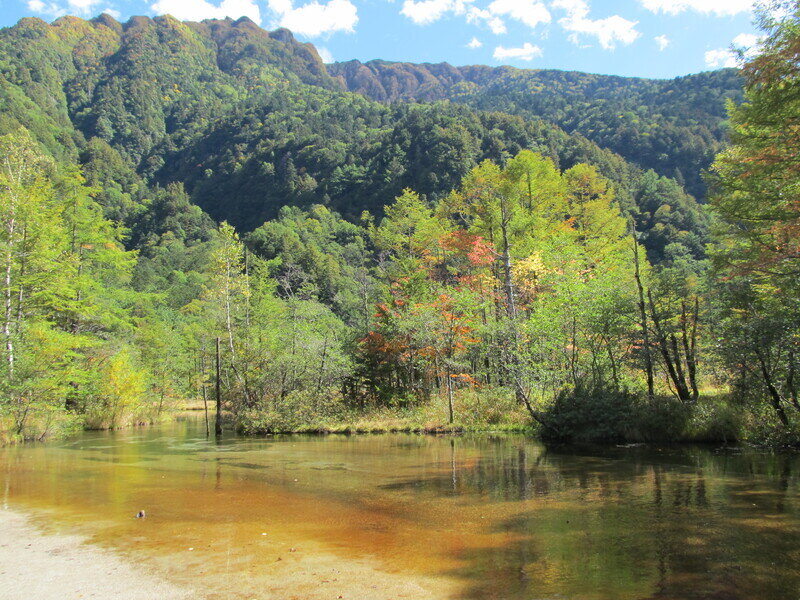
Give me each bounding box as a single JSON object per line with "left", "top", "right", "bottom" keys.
{"left": 0, "top": 14, "right": 728, "bottom": 261}
{"left": 328, "top": 60, "right": 744, "bottom": 200}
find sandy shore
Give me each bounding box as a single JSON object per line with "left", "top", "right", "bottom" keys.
{"left": 0, "top": 508, "right": 453, "bottom": 599}
{"left": 0, "top": 509, "right": 197, "bottom": 600}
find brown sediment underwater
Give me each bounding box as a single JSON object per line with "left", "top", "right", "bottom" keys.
{"left": 2, "top": 418, "right": 800, "bottom": 599}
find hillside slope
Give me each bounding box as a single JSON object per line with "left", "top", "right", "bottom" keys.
{"left": 0, "top": 14, "right": 716, "bottom": 260}
{"left": 329, "top": 60, "right": 743, "bottom": 199}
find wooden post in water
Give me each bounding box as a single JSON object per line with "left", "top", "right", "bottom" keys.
{"left": 446, "top": 361, "right": 454, "bottom": 425}
{"left": 215, "top": 337, "right": 222, "bottom": 437}
{"left": 201, "top": 350, "right": 210, "bottom": 437}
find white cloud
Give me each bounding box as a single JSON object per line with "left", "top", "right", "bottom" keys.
{"left": 400, "top": 0, "right": 472, "bottom": 25}
{"left": 485, "top": 0, "right": 550, "bottom": 29}
{"left": 400, "top": 0, "right": 549, "bottom": 34}
{"left": 465, "top": 0, "right": 549, "bottom": 34}
{"left": 401, "top": 0, "right": 452, "bottom": 24}
{"left": 732, "top": 32, "right": 761, "bottom": 47}
{"left": 467, "top": 36, "right": 483, "bottom": 48}
{"left": 553, "top": 0, "right": 640, "bottom": 50}
{"left": 69, "top": 0, "right": 100, "bottom": 10}
{"left": 640, "top": 0, "right": 754, "bottom": 17}
{"left": 317, "top": 46, "right": 334, "bottom": 62}
{"left": 493, "top": 42, "right": 542, "bottom": 61}
{"left": 466, "top": 7, "right": 507, "bottom": 34}
{"left": 27, "top": 1, "right": 65, "bottom": 17}
{"left": 654, "top": 34, "right": 669, "bottom": 50}
{"left": 704, "top": 48, "right": 737, "bottom": 67}
{"left": 268, "top": 0, "right": 358, "bottom": 37}
{"left": 705, "top": 31, "right": 763, "bottom": 68}
{"left": 28, "top": 0, "right": 103, "bottom": 17}
{"left": 151, "top": 0, "right": 261, "bottom": 23}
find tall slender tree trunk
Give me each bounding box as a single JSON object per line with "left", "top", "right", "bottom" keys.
{"left": 604, "top": 334, "right": 619, "bottom": 388}
{"left": 225, "top": 257, "right": 235, "bottom": 357}
{"left": 496, "top": 194, "right": 549, "bottom": 429}
{"left": 787, "top": 349, "right": 799, "bottom": 411}
{"left": 215, "top": 337, "right": 223, "bottom": 437}
{"left": 670, "top": 333, "right": 689, "bottom": 395}
{"left": 648, "top": 290, "right": 692, "bottom": 402}
{"left": 499, "top": 201, "right": 526, "bottom": 409}
{"left": 243, "top": 247, "right": 252, "bottom": 405}
{"left": 14, "top": 226, "right": 26, "bottom": 331}
{"left": 632, "top": 224, "right": 654, "bottom": 398}
{"left": 681, "top": 299, "right": 700, "bottom": 401}
{"left": 500, "top": 219, "right": 517, "bottom": 323}
{"left": 316, "top": 335, "right": 329, "bottom": 397}
{"left": 4, "top": 216, "right": 15, "bottom": 380}
{"left": 360, "top": 270, "right": 371, "bottom": 335}
{"left": 570, "top": 315, "right": 579, "bottom": 386}
{"left": 755, "top": 347, "right": 789, "bottom": 427}
{"left": 222, "top": 247, "right": 252, "bottom": 407}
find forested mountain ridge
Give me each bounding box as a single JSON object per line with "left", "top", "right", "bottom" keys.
{"left": 0, "top": 14, "right": 335, "bottom": 164}
{"left": 0, "top": 14, "right": 717, "bottom": 262}
{"left": 328, "top": 58, "right": 740, "bottom": 110}
{"left": 329, "top": 60, "right": 744, "bottom": 199}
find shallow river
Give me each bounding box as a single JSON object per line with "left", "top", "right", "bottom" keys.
{"left": 2, "top": 416, "right": 800, "bottom": 599}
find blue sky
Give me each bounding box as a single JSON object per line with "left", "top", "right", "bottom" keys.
{"left": 2, "top": 0, "right": 763, "bottom": 78}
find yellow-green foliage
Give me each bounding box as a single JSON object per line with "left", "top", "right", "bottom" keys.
{"left": 236, "top": 387, "right": 530, "bottom": 435}
{"left": 421, "top": 388, "right": 530, "bottom": 430}
{"left": 83, "top": 347, "right": 149, "bottom": 430}
{"left": 3, "top": 322, "right": 87, "bottom": 441}
{"left": 236, "top": 390, "right": 351, "bottom": 434}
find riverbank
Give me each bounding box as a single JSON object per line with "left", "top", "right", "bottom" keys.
{"left": 4, "top": 387, "right": 797, "bottom": 448}
{"left": 0, "top": 509, "right": 195, "bottom": 600}
{"left": 196, "top": 387, "right": 800, "bottom": 446}
{"left": 0, "top": 507, "right": 453, "bottom": 599}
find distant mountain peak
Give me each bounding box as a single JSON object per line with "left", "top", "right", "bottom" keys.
{"left": 269, "top": 27, "right": 295, "bottom": 43}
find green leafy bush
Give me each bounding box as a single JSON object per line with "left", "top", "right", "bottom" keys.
{"left": 236, "top": 390, "right": 350, "bottom": 434}
{"left": 541, "top": 385, "right": 695, "bottom": 443}
{"left": 741, "top": 404, "right": 800, "bottom": 447}
{"left": 541, "top": 385, "right": 640, "bottom": 442}
{"left": 426, "top": 387, "right": 529, "bottom": 430}
{"left": 684, "top": 395, "right": 744, "bottom": 443}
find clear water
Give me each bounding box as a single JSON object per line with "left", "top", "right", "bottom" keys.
{"left": 2, "top": 416, "right": 800, "bottom": 599}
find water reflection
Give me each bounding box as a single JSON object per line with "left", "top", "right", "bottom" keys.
{"left": 1, "top": 420, "right": 799, "bottom": 600}
{"left": 381, "top": 441, "right": 800, "bottom": 599}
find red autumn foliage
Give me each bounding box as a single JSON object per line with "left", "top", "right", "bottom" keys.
{"left": 439, "top": 231, "right": 494, "bottom": 266}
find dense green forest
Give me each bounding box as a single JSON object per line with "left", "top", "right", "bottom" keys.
{"left": 329, "top": 61, "right": 743, "bottom": 201}
{"left": 0, "top": 13, "right": 711, "bottom": 262}
{"left": 0, "top": 4, "right": 798, "bottom": 446}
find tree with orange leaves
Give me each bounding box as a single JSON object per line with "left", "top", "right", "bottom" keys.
{"left": 413, "top": 290, "right": 482, "bottom": 423}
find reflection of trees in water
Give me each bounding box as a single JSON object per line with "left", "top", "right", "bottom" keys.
{"left": 382, "top": 438, "right": 800, "bottom": 600}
